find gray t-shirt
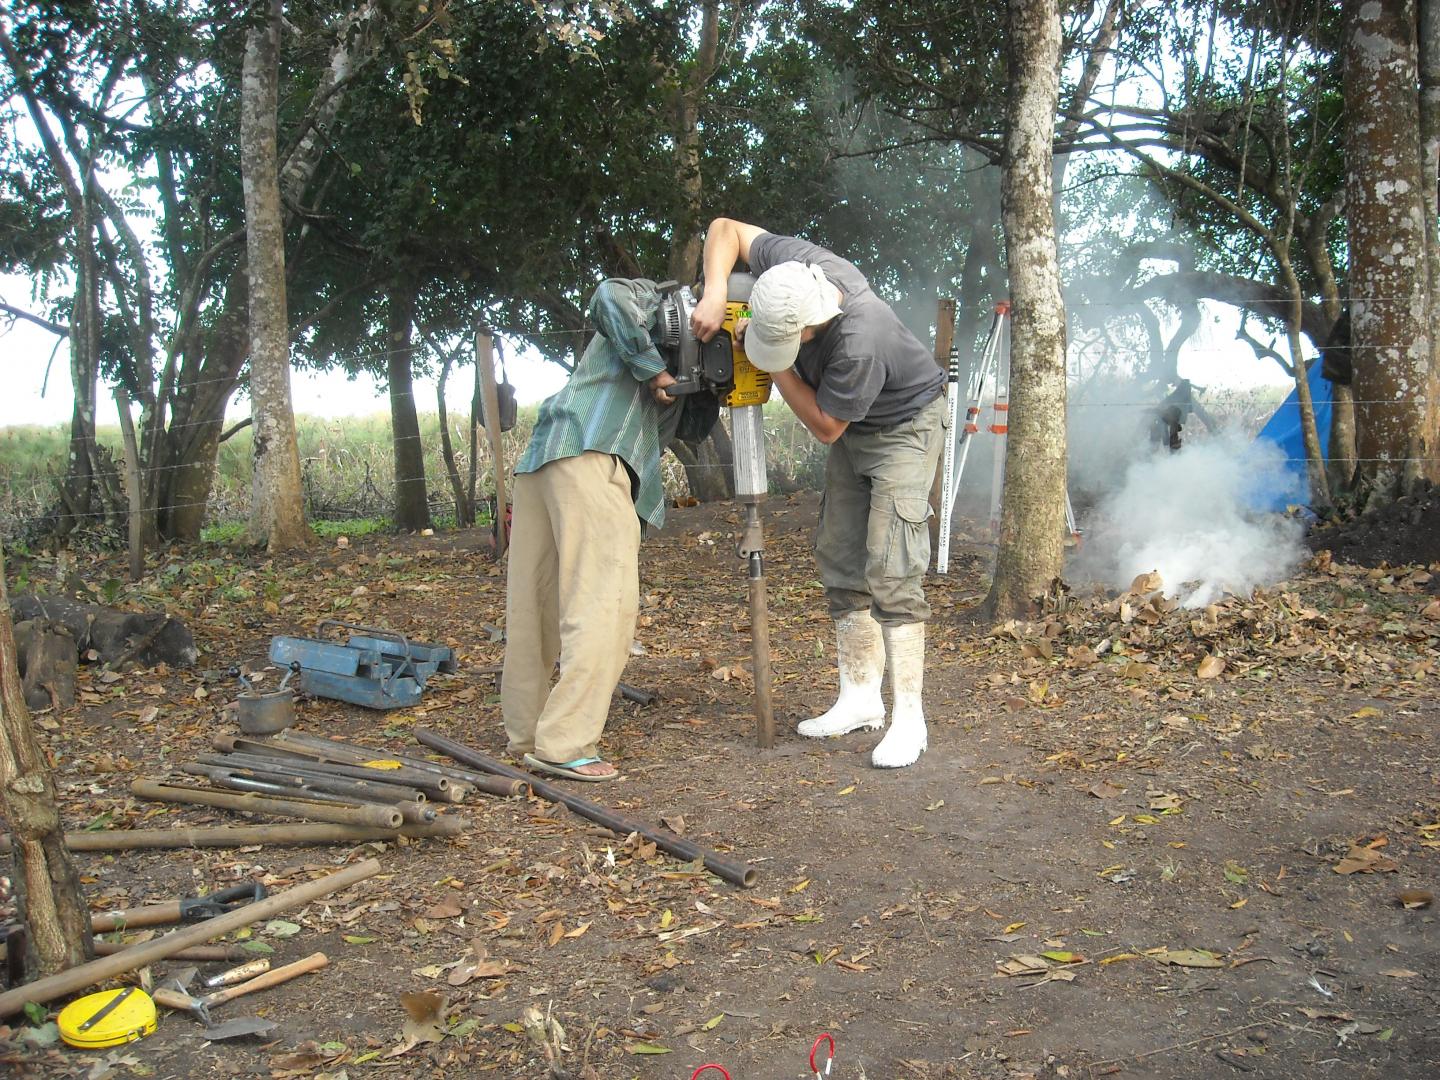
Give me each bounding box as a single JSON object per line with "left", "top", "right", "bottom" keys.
{"left": 748, "top": 233, "right": 944, "bottom": 431}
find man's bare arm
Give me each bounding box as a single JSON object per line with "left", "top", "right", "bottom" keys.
{"left": 772, "top": 369, "right": 849, "bottom": 445}
{"left": 691, "top": 218, "right": 768, "bottom": 341}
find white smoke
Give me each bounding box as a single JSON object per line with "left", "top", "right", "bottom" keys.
{"left": 1073, "top": 434, "right": 1306, "bottom": 608}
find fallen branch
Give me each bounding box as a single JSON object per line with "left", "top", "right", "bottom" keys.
{"left": 1085, "top": 1022, "right": 1270, "bottom": 1075}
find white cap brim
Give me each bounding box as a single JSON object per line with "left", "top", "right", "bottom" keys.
{"left": 743, "top": 326, "right": 800, "bottom": 373}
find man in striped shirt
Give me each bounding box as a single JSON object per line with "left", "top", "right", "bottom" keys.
{"left": 501, "top": 278, "right": 678, "bottom": 782}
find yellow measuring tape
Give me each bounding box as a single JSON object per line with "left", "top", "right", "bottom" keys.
{"left": 57, "top": 986, "right": 157, "bottom": 1049}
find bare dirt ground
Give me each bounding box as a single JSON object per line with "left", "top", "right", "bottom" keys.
{"left": 3, "top": 490, "right": 1438, "bottom": 1080}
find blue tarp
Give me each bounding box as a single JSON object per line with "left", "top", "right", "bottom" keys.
{"left": 1252, "top": 362, "right": 1333, "bottom": 510}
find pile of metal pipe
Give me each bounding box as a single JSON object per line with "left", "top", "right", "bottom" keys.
{"left": 178, "top": 763, "right": 437, "bottom": 823}
{"left": 144, "top": 728, "right": 530, "bottom": 835}
{"left": 212, "top": 734, "right": 474, "bottom": 801}
{"left": 223, "top": 731, "right": 530, "bottom": 799}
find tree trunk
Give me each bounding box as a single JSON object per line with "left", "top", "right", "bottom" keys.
{"left": 153, "top": 8, "right": 375, "bottom": 541}
{"left": 0, "top": 545, "right": 91, "bottom": 979}
{"left": 1282, "top": 263, "right": 1333, "bottom": 511}
{"left": 666, "top": 0, "right": 720, "bottom": 285}
{"left": 1420, "top": 0, "right": 1440, "bottom": 481}
{"left": 669, "top": 439, "right": 728, "bottom": 503}
{"left": 58, "top": 218, "right": 104, "bottom": 538}
{"left": 159, "top": 283, "right": 250, "bottom": 541}
{"left": 1329, "top": 382, "right": 1359, "bottom": 495}
{"left": 1343, "top": 0, "right": 1435, "bottom": 504}
{"left": 242, "top": 0, "right": 308, "bottom": 551}
{"left": 0, "top": 23, "right": 101, "bottom": 538}
{"left": 986, "top": 0, "right": 1067, "bottom": 621}
{"left": 954, "top": 167, "right": 1003, "bottom": 387}
{"left": 468, "top": 354, "right": 482, "bottom": 517}
{"left": 436, "top": 348, "right": 474, "bottom": 527}
{"left": 387, "top": 285, "right": 431, "bottom": 532}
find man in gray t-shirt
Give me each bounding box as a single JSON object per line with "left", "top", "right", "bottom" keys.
{"left": 689, "top": 218, "right": 945, "bottom": 769}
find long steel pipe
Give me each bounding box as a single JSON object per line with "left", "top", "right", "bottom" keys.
{"left": 195, "top": 754, "right": 431, "bottom": 805}
{"left": 413, "top": 728, "right": 758, "bottom": 888}
{"left": 179, "top": 765, "right": 436, "bottom": 824}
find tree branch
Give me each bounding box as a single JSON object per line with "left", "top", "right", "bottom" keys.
{"left": 0, "top": 303, "right": 69, "bottom": 337}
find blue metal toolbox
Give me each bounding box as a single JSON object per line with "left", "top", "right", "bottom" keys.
{"left": 267, "top": 621, "right": 457, "bottom": 710}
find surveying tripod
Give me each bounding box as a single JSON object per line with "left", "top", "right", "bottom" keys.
{"left": 935, "top": 301, "right": 1078, "bottom": 575}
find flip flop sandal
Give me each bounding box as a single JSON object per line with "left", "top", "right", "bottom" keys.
{"left": 522, "top": 754, "right": 621, "bottom": 782}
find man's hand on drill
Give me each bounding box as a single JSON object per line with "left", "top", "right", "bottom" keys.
{"left": 690, "top": 293, "right": 728, "bottom": 342}
{"left": 648, "top": 370, "right": 678, "bottom": 405}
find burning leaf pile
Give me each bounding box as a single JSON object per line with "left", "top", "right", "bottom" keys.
{"left": 987, "top": 554, "right": 1438, "bottom": 707}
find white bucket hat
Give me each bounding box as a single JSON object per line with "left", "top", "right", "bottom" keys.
{"left": 744, "top": 261, "right": 842, "bottom": 373}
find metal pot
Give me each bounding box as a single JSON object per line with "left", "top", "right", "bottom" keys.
{"left": 235, "top": 689, "right": 296, "bottom": 735}
{"left": 231, "top": 662, "right": 300, "bottom": 735}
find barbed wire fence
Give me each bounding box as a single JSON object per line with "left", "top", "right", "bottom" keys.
{"left": 0, "top": 378, "right": 1364, "bottom": 548}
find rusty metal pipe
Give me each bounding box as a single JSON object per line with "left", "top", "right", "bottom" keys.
{"left": 179, "top": 766, "right": 437, "bottom": 824}
{"left": 0, "top": 819, "right": 468, "bottom": 854}
{"left": 413, "top": 729, "right": 758, "bottom": 888}
{"left": 131, "top": 780, "right": 404, "bottom": 830}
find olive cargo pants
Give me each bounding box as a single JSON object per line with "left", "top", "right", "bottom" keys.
{"left": 815, "top": 395, "right": 946, "bottom": 624}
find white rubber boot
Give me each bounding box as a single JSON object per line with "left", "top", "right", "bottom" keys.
{"left": 797, "top": 610, "right": 886, "bottom": 738}
{"left": 872, "top": 622, "right": 927, "bottom": 768}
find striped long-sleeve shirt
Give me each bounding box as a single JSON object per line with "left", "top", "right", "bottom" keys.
{"left": 515, "top": 279, "right": 672, "bottom": 530}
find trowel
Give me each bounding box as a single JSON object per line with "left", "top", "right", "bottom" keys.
{"left": 153, "top": 951, "right": 328, "bottom": 1040}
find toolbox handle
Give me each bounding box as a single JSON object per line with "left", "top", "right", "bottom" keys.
{"left": 316, "top": 620, "right": 412, "bottom": 654}
{"left": 316, "top": 621, "right": 416, "bottom": 696}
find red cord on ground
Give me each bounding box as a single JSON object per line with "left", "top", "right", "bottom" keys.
{"left": 810, "top": 1032, "right": 835, "bottom": 1077}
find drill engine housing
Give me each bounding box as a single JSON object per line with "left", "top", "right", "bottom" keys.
{"left": 656, "top": 273, "right": 771, "bottom": 410}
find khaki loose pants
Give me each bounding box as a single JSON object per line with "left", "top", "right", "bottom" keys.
{"left": 501, "top": 452, "right": 641, "bottom": 764}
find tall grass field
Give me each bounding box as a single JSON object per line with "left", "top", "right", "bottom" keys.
{"left": 0, "top": 382, "right": 1283, "bottom": 543}
{"left": 0, "top": 404, "right": 831, "bottom": 541}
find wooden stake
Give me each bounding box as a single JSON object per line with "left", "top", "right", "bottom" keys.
{"left": 475, "top": 331, "right": 508, "bottom": 557}
{"left": 112, "top": 385, "right": 145, "bottom": 582}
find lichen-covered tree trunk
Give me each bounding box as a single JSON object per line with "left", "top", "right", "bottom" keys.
{"left": 161, "top": 284, "right": 250, "bottom": 540}
{"left": 160, "top": 9, "right": 375, "bottom": 540}
{"left": 387, "top": 284, "right": 431, "bottom": 532}
{"left": 242, "top": 0, "right": 308, "bottom": 551}
{"left": 0, "top": 545, "right": 91, "bottom": 978}
{"left": 1343, "top": 0, "right": 1436, "bottom": 504}
{"left": 1420, "top": 0, "right": 1440, "bottom": 479}
{"left": 987, "top": 0, "right": 1067, "bottom": 620}
{"left": 666, "top": 0, "right": 719, "bottom": 285}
